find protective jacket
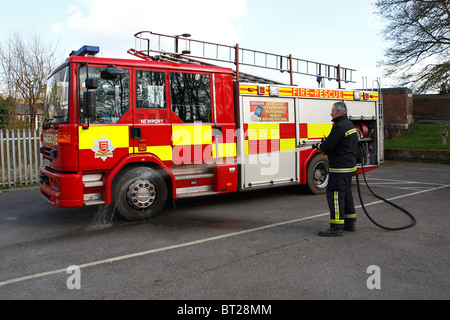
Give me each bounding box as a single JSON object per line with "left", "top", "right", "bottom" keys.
{"left": 317, "top": 114, "right": 358, "bottom": 231}
{"left": 317, "top": 115, "right": 357, "bottom": 175}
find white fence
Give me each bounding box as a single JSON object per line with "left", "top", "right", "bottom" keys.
{"left": 0, "top": 129, "right": 42, "bottom": 187}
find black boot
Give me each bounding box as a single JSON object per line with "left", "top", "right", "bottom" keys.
{"left": 318, "top": 225, "right": 343, "bottom": 237}
{"left": 344, "top": 223, "right": 356, "bottom": 232}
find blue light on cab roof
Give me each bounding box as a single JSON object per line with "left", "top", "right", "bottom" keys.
{"left": 71, "top": 45, "right": 100, "bottom": 57}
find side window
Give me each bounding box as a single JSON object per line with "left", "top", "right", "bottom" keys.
{"left": 136, "top": 70, "right": 166, "bottom": 108}
{"left": 79, "top": 66, "right": 129, "bottom": 124}
{"left": 170, "top": 72, "right": 211, "bottom": 123}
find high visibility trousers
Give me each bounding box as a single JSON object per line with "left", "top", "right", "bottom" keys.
{"left": 326, "top": 174, "right": 356, "bottom": 228}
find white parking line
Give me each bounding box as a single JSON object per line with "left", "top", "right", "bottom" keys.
{"left": 359, "top": 177, "right": 449, "bottom": 186}
{"left": 355, "top": 177, "right": 449, "bottom": 191}
{"left": 0, "top": 183, "right": 449, "bottom": 288}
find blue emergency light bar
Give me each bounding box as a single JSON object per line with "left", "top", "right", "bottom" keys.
{"left": 70, "top": 45, "right": 100, "bottom": 57}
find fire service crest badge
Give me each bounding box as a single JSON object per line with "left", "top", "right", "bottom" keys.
{"left": 91, "top": 136, "right": 116, "bottom": 161}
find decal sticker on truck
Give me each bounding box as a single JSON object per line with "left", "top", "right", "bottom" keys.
{"left": 91, "top": 136, "right": 116, "bottom": 161}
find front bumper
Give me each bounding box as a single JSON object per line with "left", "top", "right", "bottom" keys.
{"left": 39, "top": 166, "right": 84, "bottom": 207}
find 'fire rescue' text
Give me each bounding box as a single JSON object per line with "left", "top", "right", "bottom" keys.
{"left": 292, "top": 88, "right": 344, "bottom": 99}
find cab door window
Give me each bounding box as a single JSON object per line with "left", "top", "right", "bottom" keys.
{"left": 136, "top": 70, "right": 166, "bottom": 109}
{"left": 79, "top": 66, "right": 129, "bottom": 124}
{"left": 170, "top": 72, "right": 211, "bottom": 123}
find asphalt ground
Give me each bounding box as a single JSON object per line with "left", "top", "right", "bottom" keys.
{"left": 0, "top": 161, "right": 448, "bottom": 304}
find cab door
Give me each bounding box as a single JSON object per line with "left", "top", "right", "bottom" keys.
{"left": 131, "top": 68, "right": 172, "bottom": 164}
{"left": 78, "top": 64, "right": 132, "bottom": 171}
{"left": 169, "top": 71, "right": 214, "bottom": 165}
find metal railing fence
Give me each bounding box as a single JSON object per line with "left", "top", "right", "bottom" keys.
{"left": 0, "top": 129, "right": 42, "bottom": 187}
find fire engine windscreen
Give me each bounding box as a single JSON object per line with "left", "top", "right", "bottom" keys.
{"left": 44, "top": 66, "right": 70, "bottom": 126}
{"left": 79, "top": 65, "right": 129, "bottom": 124}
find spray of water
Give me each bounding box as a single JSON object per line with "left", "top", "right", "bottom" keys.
{"left": 89, "top": 203, "right": 117, "bottom": 230}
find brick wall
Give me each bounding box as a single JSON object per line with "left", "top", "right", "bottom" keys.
{"left": 381, "top": 87, "right": 414, "bottom": 139}
{"left": 413, "top": 93, "right": 450, "bottom": 121}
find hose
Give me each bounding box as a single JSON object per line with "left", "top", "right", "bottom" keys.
{"left": 355, "top": 146, "right": 417, "bottom": 231}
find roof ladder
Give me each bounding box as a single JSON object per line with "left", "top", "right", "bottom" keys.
{"left": 128, "top": 31, "right": 356, "bottom": 87}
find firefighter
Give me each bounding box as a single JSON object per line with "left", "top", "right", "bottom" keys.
{"left": 313, "top": 101, "right": 358, "bottom": 236}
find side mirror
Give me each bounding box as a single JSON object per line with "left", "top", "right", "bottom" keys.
{"left": 83, "top": 77, "right": 98, "bottom": 117}
{"left": 101, "top": 65, "right": 125, "bottom": 80}
{"left": 86, "top": 77, "right": 98, "bottom": 90}
{"left": 83, "top": 91, "right": 96, "bottom": 117}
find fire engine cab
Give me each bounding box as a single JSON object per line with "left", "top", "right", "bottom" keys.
{"left": 39, "top": 31, "right": 383, "bottom": 220}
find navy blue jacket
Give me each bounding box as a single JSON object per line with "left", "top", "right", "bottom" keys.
{"left": 317, "top": 115, "right": 358, "bottom": 174}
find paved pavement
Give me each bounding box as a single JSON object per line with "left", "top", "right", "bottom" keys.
{"left": 0, "top": 161, "right": 449, "bottom": 302}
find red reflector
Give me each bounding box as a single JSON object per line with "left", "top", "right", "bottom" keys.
{"left": 258, "top": 86, "right": 266, "bottom": 95}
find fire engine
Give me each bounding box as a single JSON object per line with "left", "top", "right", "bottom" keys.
{"left": 39, "top": 31, "right": 383, "bottom": 220}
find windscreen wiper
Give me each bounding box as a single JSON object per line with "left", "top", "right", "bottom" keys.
{"left": 43, "top": 115, "right": 64, "bottom": 128}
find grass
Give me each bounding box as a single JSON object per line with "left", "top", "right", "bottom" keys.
{"left": 384, "top": 123, "right": 450, "bottom": 151}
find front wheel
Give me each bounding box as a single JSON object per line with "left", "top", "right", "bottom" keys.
{"left": 113, "top": 166, "right": 168, "bottom": 220}
{"left": 306, "top": 154, "right": 329, "bottom": 195}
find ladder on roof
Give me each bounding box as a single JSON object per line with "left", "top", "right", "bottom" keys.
{"left": 128, "top": 31, "right": 356, "bottom": 87}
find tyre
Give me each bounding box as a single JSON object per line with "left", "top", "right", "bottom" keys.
{"left": 113, "top": 166, "right": 168, "bottom": 220}
{"left": 306, "top": 154, "right": 329, "bottom": 194}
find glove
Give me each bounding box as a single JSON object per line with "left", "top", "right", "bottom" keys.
{"left": 312, "top": 143, "right": 321, "bottom": 150}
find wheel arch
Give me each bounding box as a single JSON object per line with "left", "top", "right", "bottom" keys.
{"left": 305, "top": 152, "right": 329, "bottom": 195}
{"left": 300, "top": 149, "right": 321, "bottom": 185}
{"left": 104, "top": 154, "right": 175, "bottom": 204}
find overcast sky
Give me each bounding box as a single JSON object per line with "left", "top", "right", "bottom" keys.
{"left": 0, "top": 0, "right": 392, "bottom": 89}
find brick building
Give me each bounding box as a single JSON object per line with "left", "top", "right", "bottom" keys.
{"left": 413, "top": 93, "right": 450, "bottom": 122}
{"left": 381, "top": 87, "right": 414, "bottom": 140}
{"left": 381, "top": 88, "right": 450, "bottom": 140}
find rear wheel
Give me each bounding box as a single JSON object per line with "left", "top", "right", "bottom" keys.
{"left": 306, "top": 154, "right": 329, "bottom": 194}
{"left": 113, "top": 166, "right": 167, "bottom": 220}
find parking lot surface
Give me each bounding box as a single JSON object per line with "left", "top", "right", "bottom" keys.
{"left": 0, "top": 161, "right": 449, "bottom": 302}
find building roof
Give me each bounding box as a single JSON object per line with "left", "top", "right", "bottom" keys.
{"left": 15, "top": 103, "right": 44, "bottom": 115}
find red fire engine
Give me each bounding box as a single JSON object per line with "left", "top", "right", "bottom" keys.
{"left": 40, "top": 31, "right": 383, "bottom": 220}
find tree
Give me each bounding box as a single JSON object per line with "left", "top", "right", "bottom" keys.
{"left": 0, "top": 31, "right": 59, "bottom": 129}
{"left": 0, "top": 95, "right": 8, "bottom": 129}
{"left": 376, "top": 0, "right": 450, "bottom": 93}
{"left": 0, "top": 95, "right": 15, "bottom": 130}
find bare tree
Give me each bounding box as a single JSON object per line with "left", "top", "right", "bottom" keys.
{"left": 0, "top": 31, "right": 60, "bottom": 129}
{"left": 376, "top": 0, "right": 450, "bottom": 93}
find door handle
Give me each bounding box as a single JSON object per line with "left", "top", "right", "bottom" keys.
{"left": 131, "top": 127, "right": 142, "bottom": 139}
